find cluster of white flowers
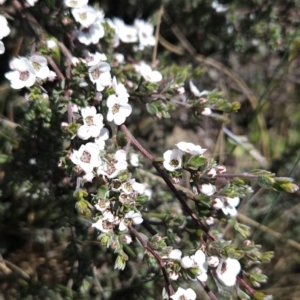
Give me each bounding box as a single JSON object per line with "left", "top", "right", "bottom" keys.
{"left": 5, "top": 55, "right": 56, "bottom": 89}
{"left": 108, "top": 17, "right": 156, "bottom": 50}
{"left": 65, "top": 0, "right": 156, "bottom": 50}
{"left": 165, "top": 248, "right": 241, "bottom": 298}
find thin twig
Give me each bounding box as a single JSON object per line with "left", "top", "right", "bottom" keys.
{"left": 129, "top": 225, "right": 174, "bottom": 297}
{"left": 152, "top": 5, "right": 164, "bottom": 65}
{"left": 198, "top": 280, "right": 219, "bottom": 300}
{"left": 120, "top": 124, "right": 216, "bottom": 242}
{"left": 46, "top": 56, "right": 65, "bottom": 80}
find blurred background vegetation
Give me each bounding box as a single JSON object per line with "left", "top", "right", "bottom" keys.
{"left": 1, "top": 0, "right": 300, "bottom": 299}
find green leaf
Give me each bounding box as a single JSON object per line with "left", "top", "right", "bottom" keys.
{"left": 97, "top": 185, "right": 109, "bottom": 199}
{"left": 146, "top": 102, "right": 158, "bottom": 115}
{"left": 186, "top": 155, "right": 207, "bottom": 170}
{"left": 250, "top": 273, "right": 268, "bottom": 283}
{"left": 219, "top": 291, "right": 233, "bottom": 300}
{"left": 237, "top": 289, "right": 251, "bottom": 300}
{"left": 257, "top": 175, "right": 275, "bottom": 189}
{"left": 254, "top": 292, "right": 268, "bottom": 300}
{"left": 228, "top": 218, "right": 251, "bottom": 238}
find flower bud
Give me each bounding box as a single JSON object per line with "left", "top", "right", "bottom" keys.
{"left": 207, "top": 256, "right": 219, "bottom": 268}
{"left": 205, "top": 217, "right": 214, "bottom": 226}
{"left": 169, "top": 271, "right": 179, "bottom": 281}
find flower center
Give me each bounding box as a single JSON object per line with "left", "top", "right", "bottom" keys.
{"left": 85, "top": 116, "right": 94, "bottom": 126}
{"left": 112, "top": 104, "right": 120, "bottom": 114}
{"left": 102, "top": 220, "right": 114, "bottom": 231}
{"left": 123, "top": 182, "right": 133, "bottom": 193}
{"left": 119, "top": 193, "right": 129, "bottom": 204}
{"left": 19, "top": 71, "right": 30, "bottom": 81}
{"left": 90, "top": 68, "right": 100, "bottom": 80}
{"left": 105, "top": 162, "right": 116, "bottom": 176}
{"left": 69, "top": 0, "right": 78, "bottom": 6}
{"left": 32, "top": 61, "right": 41, "bottom": 71}
{"left": 80, "top": 150, "right": 91, "bottom": 163}
{"left": 170, "top": 159, "right": 179, "bottom": 167}
{"left": 79, "top": 12, "right": 87, "bottom": 21}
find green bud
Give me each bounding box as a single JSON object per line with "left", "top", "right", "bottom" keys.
{"left": 75, "top": 200, "right": 92, "bottom": 218}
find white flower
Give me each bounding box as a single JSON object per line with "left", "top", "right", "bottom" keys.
{"left": 212, "top": 1, "right": 228, "bottom": 13}
{"left": 193, "top": 250, "right": 208, "bottom": 281}
{"left": 199, "top": 183, "right": 216, "bottom": 196}
{"left": 64, "top": 0, "right": 88, "bottom": 8}
{"left": 78, "top": 21, "right": 105, "bottom": 45}
{"left": 169, "top": 271, "right": 179, "bottom": 281}
{"left": 119, "top": 210, "right": 143, "bottom": 231}
{"left": 120, "top": 179, "right": 145, "bottom": 195}
{"left": 71, "top": 5, "right": 97, "bottom": 28}
{"left": 92, "top": 211, "right": 115, "bottom": 233}
{"left": 170, "top": 287, "right": 196, "bottom": 300}
{"left": 222, "top": 197, "right": 240, "bottom": 217}
{"left": 88, "top": 62, "right": 111, "bottom": 91}
{"left": 216, "top": 258, "right": 241, "bottom": 286}
{"left": 168, "top": 249, "right": 182, "bottom": 261}
{"left": 132, "top": 181, "right": 146, "bottom": 194}
{"left": 70, "top": 142, "right": 102, "bottom": 173}
{"left": 0, "top": 15, "right": 10, "bottom": 40}
{"left": 207, "top": 256, "right": 220, "bottom": 268}
{"left": 83, "top": 171, "right": 94, "bottom": 182}
{"left": 0, "top": 41, "right": 5, "bottom": 55}
{"left": 85, "top": 51, "right": 107, "bottom": 66}
{"left": 113, "top": 18, "right": 138, "bottom": 43}
{"left": 134, "top": 19, "right": 156, "bottom": 50}
{"left": 181, "top": 250, "right": 208, "bottom": 281}
{"left": 180, "top": 256, "right": 194, "bottom": 269}
{"left": 29, "top": 55, "right": 52, "bottom": 79}
{"left": 122, "top": 234, "right": 132, "bottom": 244}
{"left": 112, "top": 76, "right": 129, "bottom": 97}
{"left": 205, "top": 216, "right": 215, "bottom": 226}
{"left": 145, "top": 188, "right": 152, "bottom": 200}
{"left": 98, "top": 149, "right": 128, "bottom": 178}
{"left": 176, "top": 142, "right": 206, "bottom": 155}
{"left": 136, "top": 62, "right": 162, "bottom": 83}
{"left": 114, "top": 53, "right": 125, "bottom": 64}
{"left": 106, "top": 94, "right": 132, "bottom": 125}
{"left": 46, "top": 39, "right": 57, "bottom": 50}
{"left": 94, "top": 127, "right": 109, "bottom": 149}
{"left": 26, "top": 0, "right": 38, "bottom": 6}
{"left": 5, "top": 57, "right": 36, "bottom": 89}
{"left": 77, "top": 106, "right": 104, "bottom": 140}
{"left": 0, "top": 0, "right": 7, "bottom": 4}
{"left": 212, "top": 198, "right": 224, "bottom": 210}
{"left": 189, "top": 81, "right": 208, "bottom": 97}
{"left": 202, "top": 107, "right": 212, "bottom": 115}
{"left": 163, "top": 149, "right": 183, "bottom": 172}
{"left": 130, "top": 153, "right": 139, "bottom": 167}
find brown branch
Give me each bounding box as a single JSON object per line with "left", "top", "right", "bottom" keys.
{"left": 198, "top": 280, "right": 219, "bottom": 300}
{"left": 236, "top": 277, "right": 256, "bottom": 296}
{"left": 121, "top": 125, "right": 259, "bottom": 298}
{"left": 129, "top": 225, "right": 174, "bottom": 297}
{"left": 46, "top": 56, "right": 65, "bottom": 80}
{"left": 120, "top": 124, "right": 216, "bottom": 242}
